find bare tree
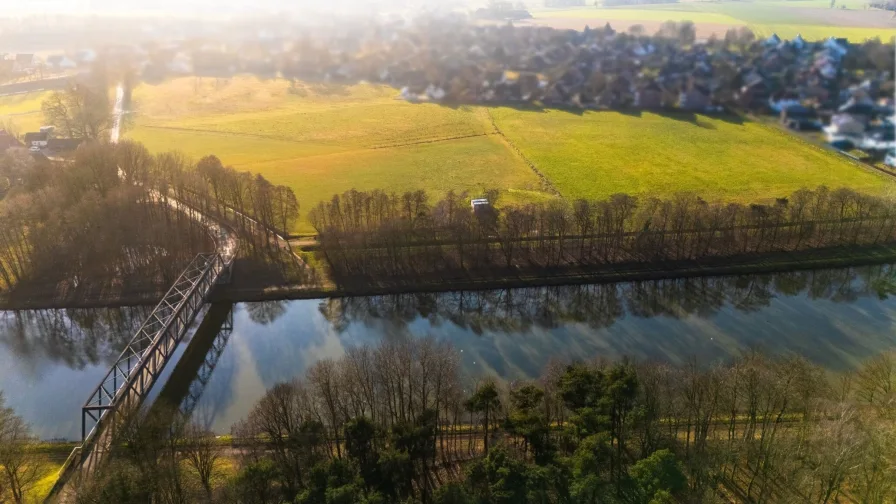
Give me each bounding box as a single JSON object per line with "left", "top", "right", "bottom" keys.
{"left": 0, "top": 393, "right": 43, "bottom": 504}
{"left": 805, "top": 404, "right": 863, "bottom": 503}
{"left": 854, "top": 351, "right": 896, "bottom": 415}
{"left": 182, "top": 421, "right": 221, "bottom": 501}
{"left": 42, "top": 81, "right": 112, "bottom": 140}
{"left": 0, "top": 118, "right": 21, "bottom": 140}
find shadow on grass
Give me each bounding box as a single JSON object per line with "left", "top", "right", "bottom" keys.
{"left": 139, "top": 71, "right": 751, "bottom": 124}
{"left": 460, "top": 99, "right": 747, "bottom": 124}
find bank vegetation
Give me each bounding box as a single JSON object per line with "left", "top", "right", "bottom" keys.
{"left": 0, "top": 139, "right": 305, "bottom": 305}
{"left": 69, "top": 342, "right": 896, "bottom": 504}
{"left": 308, "top": 187, "right": 896, "bottom": 286}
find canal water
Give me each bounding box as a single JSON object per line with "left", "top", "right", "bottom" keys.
{"left": 2, "top": 264, "right": 895, "bottom": 440}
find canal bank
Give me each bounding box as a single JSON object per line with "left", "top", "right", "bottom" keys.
{"left": 2, "top": 243, "right": 896, "bottom": 311}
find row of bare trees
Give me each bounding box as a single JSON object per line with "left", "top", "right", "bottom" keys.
{"left": 78, "top": 339, "right": 896, "bottom": 504}
{"left": 309, "top": 187, "right": 896, "bottom": 282}
{"left": 0, "top": 139, "right": 303, "bottom": 295}
{"left": 0, "top": 143, "right": 214, "bottom": 292}
{"left": 113, "top": 141, "right": 299, "bottom": 240}
{"left": 113, "top": 142, "right": 299, "bottom": 240}
{"left": 114, "top": 142, "right": 305, "bottom": 280}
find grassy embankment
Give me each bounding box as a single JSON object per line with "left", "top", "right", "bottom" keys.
{"left": 14, "top": 442, "right": 77, "bottom": 503}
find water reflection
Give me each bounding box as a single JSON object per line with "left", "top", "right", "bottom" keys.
{"left": 321, "top": 265, "right": 892, "bottom": 333}
{"left": 0, "top": 307, "right": 152, "bottom": 371}
{"left": 246, "top": 301, "right": 288, "bottom": 326}
{"left": 0, "top": 307, "right": 152, "bottom": 439}
{"left": 151, "top": 304, "right": 235, "bottom": 431}
{"left": 190, "top": 264, "right": 896, "bottom": 433}
{"left": 1, "top": 264, "right": 895, "bottom": 438}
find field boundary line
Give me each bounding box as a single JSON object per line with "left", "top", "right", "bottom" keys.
{"left": 138, "top": 124, "right": 345, "bottom": 147}
{"left": 138, "top": 124, "right": 496, "bottom": 152}
{"left": 369, "top": 132, "right": 494, "bottom": 149}
{"left": 486, "top": 108, "right": 561, "bottom": 196}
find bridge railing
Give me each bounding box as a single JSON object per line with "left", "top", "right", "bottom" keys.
{"left": 80, "top": 252, "right": 226, "bottom": 443}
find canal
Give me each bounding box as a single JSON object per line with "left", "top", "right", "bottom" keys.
{"left": 2, "top": 264, "right": 895, "bottom": 440}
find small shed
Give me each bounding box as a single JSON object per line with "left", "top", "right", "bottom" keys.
{"left": 23, "top": 131, "right": 48, "bottom": 147}
{"left": 470, "top": 198, "right": 490, "bottom": 210}
{"left": 46, "top": 138, "right": 84, "bottom": 156}
{"left": 826, "top": 114, "right": 866, "bottom": 138}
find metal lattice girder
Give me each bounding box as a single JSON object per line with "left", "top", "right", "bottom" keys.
{"left": 180, "top": 310, "right": 234, "bottom": 420}
{"left": 81, "top": 252, "right": 230, "bottom": 443}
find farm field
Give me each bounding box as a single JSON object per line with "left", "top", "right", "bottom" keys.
{"left": 534, "top": 7, "right": 742, "bottom": 24}
{"left": 2, "top": 76, "right": 893, "bottom": 235}
{"left": 0, "top": 91, "right": 49, "bottom": 133}
{"left": 126, "top": 77, "right": 550, "bottom": 234}
{"left": 612, "top": 0, "right": 893, "bottom": 25}
{"left": 531, "top": 1, "right": 896, "bottom": 41}
{"left": 746, "top": 24, "right": 895, "bottom": 42}
{"left": 489, "top": 107, "right": 893, "bottom": 203}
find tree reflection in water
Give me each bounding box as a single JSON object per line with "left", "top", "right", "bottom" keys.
{"left": 320, "top": 265, "right": 894, "bottom": 335}
{"left": 0, "top": 306, "right": 153, "bottom": 371}
{"left": 0, "top": 265, "right": 891, "bottom": 377}
{"left": 246, "top": 301, "right": 288, "bottom": 326}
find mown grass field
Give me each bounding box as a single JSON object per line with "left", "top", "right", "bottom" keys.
{"left": 0, "top": 91, "right": 49, "bottom": 134}
{"left": 535, "top": 8, "right": 742, "bottom": 24}
{"left": 534, "top": 1, "right": 895, "bottom": 41}
{"left": 747, "top": 24, "right": 895, "bottom": 41}
{"left": 489, "top": 107, "right": 893, "bottom": 202}
{"left": 606, "top": 0, "right": 879, "bottom": 24}
{"left": 126, "top": 78, "right": 549, "bottom": 233}
{"left": 3, "top": 76, "right": 892, "bottom": 235}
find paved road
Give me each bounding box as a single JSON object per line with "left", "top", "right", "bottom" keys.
{"left": 109, "top": 84, "right": 124, "bottom": 144}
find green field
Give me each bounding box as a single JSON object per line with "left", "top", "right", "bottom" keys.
{"left": 602, "top": 1, "right": 874, "bottom": 24}
{"left": 126, "top": 78, "right": 549, "bottom": 233}
{"left": 0, "top": 91, "right": 49, "bottom": 134}
{"left": 747, "top": 24, "right": 895, "bottom": 41}
{"left": 535, "top": 2, "right": 896, "bottom": 42}
{"left": 30, "top": 461, "right": 64, "bottom": 502}
{"left": 489, "top": 107, "right": 892, "bottom": 202}
{"left": 536, "top": 8, "right": 742, "bottom": 24}
{"left": 3, "top": 76, "right": 892, "bottom": 235}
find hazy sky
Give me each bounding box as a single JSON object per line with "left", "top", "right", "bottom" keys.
{"left": 2, "top": 0, "right": 464, "bottom": 16}
{"left": 5, "top": 0, "right": 276, "bottom": 15}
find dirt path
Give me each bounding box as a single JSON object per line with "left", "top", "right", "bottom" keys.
{"left": 109, "top": 84, "right": 124, "bottom": 143}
